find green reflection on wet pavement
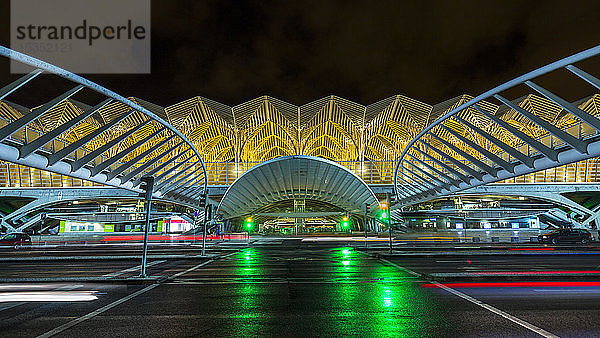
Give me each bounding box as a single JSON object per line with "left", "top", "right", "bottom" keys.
{"left": 225, "top": 247, "right": 444, "bottom": 336}
{"left": 328, "top": 247, "right": 442, "bottom": 336}
{"left": 230, "top": 248, "right": 269, "bottom": 334}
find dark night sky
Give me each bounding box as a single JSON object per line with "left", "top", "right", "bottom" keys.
{"left": 1, "top": 0, "right": 599, "bottom": 107}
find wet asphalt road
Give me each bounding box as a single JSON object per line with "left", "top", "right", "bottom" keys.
{"left": 2, "top": 246, "right": 600, "bottom": 337}
{"left": 386, "top": 251, "right": 600, "bottom": 275}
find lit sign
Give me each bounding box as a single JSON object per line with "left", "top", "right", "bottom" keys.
{"left": 529, "top": 218, "right": 539, "bottom": 228}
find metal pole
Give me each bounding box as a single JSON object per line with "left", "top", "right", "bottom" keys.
{"left": 201, "top": 195, "right": 208, "bottom": 256}
{"left": 140, "top": 198, "right": 152, "bottom": 277}
{"left": 387, "top": 192, "right": 392, "bottom": 254}
{"left": 364, "top": 202, "right": 368, "bottom": 248}
{"left": 139, "top": 176, "right": 154, "bottom": 278}
{"left": 388, "top": 219, "right": 392, "bottom": 254}
{"left": 463, "top": 211, "right": 467, "bottom": 243}
{"left": 193, "top": 210, "right": 197, "bottom": 244}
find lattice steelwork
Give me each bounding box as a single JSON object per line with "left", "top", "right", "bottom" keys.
{"left": 394, "top": 45, "right": 600, "bottom": 207}
{"left": 130, "top": 94, "right": 435, "bottom": 185}
{"left": 160, "top": 89, "right": 600, "bottom": 187}
{"left": 0, "top": 46, "right": 207, "bottom": 206}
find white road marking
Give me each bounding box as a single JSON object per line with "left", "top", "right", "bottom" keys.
{"left": 169, "top": 260, "right": 215, "bottom": 279}
{"left": 222, "top": 251, "right": 242, "bottom": 258}
{"left": 36, "top": 252, "right": 237, "bottom": 338}
{"left": 432, "top": 281, "right": 559, "bottom": 338}
{"left": 102, "top": 260, "right": 166, "bottom": 278}
{"left": 36, "top": 283, "right": 161, "bottom": 338}
{"left": 167, "top": 251, "right": 237, "bottom": 280}
{"left": 380, "top": 258, "right": 559, "bottom": 338}
{"left": 379, "top": 258, "right": 421, "bottom": 277}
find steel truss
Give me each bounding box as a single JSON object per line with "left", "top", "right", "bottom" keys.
{"left": 394, "top": 45, "right": 600, "bottom": 207}
{"left": 0, "top": 46, "right": 207, "bottom": 207}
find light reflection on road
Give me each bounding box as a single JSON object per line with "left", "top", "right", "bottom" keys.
{"left": 223, "top": 247, "right": 446, "bottom": 336}
{"left": 0, "top": 291, "right": 98, "bottom": 302}
{"left": 0, "top": 284, "right": 98, "bottom": 303}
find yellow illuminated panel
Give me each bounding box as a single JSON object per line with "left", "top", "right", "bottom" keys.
{"left": 1, "top": 93, "right": 600, "bottom": 188}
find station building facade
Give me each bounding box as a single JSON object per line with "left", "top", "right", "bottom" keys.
{"left": 2, "top": 93, "right": 600, "bottom": 188}
{"left": 2, "top": 93, "right": 600, "bottom": 234}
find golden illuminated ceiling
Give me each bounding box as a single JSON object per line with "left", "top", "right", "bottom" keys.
{"left": 1, "top": 92, "right": 599, "bottom": 189}
{"left": 2, "top": 92, "right": 600, "bottom": 166}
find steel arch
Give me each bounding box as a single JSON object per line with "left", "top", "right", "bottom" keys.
{"left": 216, "top": 155, "right": 379, "bottom": 219}
{"left": 394, "top": 45, "right": 600, "bottom": 207}
{"left": 0, "top": 46, "right": 207, "bottom": 206}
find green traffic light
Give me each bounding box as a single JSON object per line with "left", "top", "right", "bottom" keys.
{"left": 245, "top": 217, "right": 253, "bottom": 230}
{"left": 381, "top": 211, "right": 388, "bottom": 219}
{"left": 342, "top": 221, "right": 349, "bottom": 227}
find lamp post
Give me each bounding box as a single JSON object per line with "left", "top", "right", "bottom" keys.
{"left": 139, "top": 176, "right": 154, "bottom": 278}
{"left": 463, "top": 210, "right": 467, "bottom": 242}
{"left": 386, "top": 193, "right": 392, "bottom": 254}
{"left": 364, "top": 203, "right": 369, "bottom": 248}
{"left": 193, "top": 210, "right": 198, "bottom": 243}
{"left": 201, "top": 194, "right": 208, "bottom": 256}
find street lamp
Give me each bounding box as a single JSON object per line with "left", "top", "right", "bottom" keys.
{"left": 138, "top": 175, "right": 154, "bottom": 278}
